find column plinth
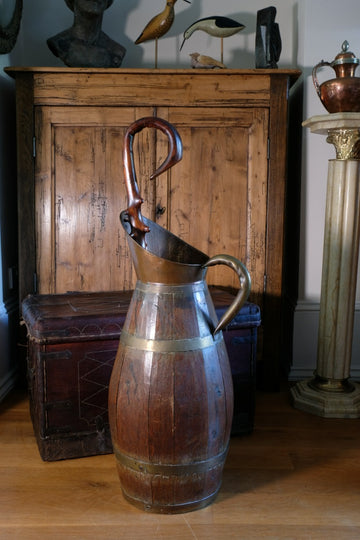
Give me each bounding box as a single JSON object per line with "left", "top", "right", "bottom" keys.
{"left": 291, "top": 113, "right": 360, "bottom": 418}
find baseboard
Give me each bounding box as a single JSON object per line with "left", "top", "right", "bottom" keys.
{"left": 289, "top": 301, "right": 360, "bottom": 381}
{"left": 0, "top": 295, "right": 19, "bottom": 402}
{"left": 0, "top": 367, "right": 18, "bottom": 402}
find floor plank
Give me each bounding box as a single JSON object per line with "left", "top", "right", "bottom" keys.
{"left": 1, "top": 386, "right": 360, "bottom": 539}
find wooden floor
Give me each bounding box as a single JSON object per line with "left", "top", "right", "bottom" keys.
{"left": 1, "top": 385, "right": 360, "bottom": 540}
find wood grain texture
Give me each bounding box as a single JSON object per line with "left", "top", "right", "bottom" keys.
{"left": 1, "top": 386, "right": 360, "bottom": 538}
{"left": 15, "top": 73, "right": 36, "bottom": 302}
{"left": 5, "top": 68, "right": 297, "bottom": 108}
{"left": 261, "top": 74, "right": 293, "bottom": 388}
{"left": 156, "top": 106, "right": 268, "bottom": 304}
{"left": 35, "top": 106, "right": 158, "bottom": 294}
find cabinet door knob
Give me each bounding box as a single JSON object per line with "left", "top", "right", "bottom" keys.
{"left": 156, "top": 204, "right": 166, "bottom": 216}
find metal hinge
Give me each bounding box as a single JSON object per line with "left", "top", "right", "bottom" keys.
{"left": 267, "top": 138, "right": 270, "bottom": 160}
{"left": 33, "top": 272, "right": 38, "bottom": 294}
{"left": 32, "top": 136, "right": 36, "bottom": 158}
{"left": 263, "top": 274, "right": 267, "bottom": 292}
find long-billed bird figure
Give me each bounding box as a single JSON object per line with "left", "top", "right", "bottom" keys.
{"left": 135, "top": 0, "right": 191, "bottom": 67}
{"left": 180, "top": 16, "right": 245, "bottom": 63}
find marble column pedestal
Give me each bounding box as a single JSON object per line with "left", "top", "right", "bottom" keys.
{"left": 291, "top": 113, "right": 360, "bottom": 418}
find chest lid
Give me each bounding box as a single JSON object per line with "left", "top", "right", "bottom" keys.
{"left": 22, "top": 288, "right": 261, "bottom": 344}
{"left": 22, "top": 291, "right": 133, "bottom": 344}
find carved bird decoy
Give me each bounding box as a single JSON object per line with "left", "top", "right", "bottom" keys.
{"left": 135, "top": 0, "right": 191, "bottom": 45}
{"left": 190, "top": 52, "right": 226, "bottom": 69}
{"left": 180, "top": 16, "right": 245, "bottom": 51}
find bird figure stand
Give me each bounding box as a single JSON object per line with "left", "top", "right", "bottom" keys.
{"left": 135, "top": 0, "right": 191, "bottom": 68}
{"left": 180, "top": 16, "right": 245, "bottom": 64}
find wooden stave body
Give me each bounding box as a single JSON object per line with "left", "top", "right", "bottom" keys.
{"left": 108, "top": 280, "right": 234, "bottom": 513}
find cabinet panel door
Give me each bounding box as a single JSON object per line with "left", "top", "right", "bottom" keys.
{"left": 155, "top": 107, "right": 269, "bottom": 306}
{"left": 35, "top": 105, "right": 268, "bottom": 305}
{"left": 35, "top": 106, "right": 155, "bottom": 294}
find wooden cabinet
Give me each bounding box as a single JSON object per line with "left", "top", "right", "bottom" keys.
{"left": 7, "top": 67, "right": 300, "bottom": 388}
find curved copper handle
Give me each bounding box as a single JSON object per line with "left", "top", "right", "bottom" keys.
{"left": 312, "top": 60, "right": 332, "bottom": 96}
{"left": 123, "top": 117, "right": 183, "bottom": 247}
{"left": 203, "top": 254, "right": 251, "bottom": 335}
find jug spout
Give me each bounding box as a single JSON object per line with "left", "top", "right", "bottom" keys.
{"left": 121, "top": 212, "right": 209, "bottom": 285}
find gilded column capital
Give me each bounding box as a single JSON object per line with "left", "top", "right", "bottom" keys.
{"left": 326, "top": 128, "right": 360, "bottom": 159}
{"left": 303, "top": 112, "right": 360, "bottom": 160}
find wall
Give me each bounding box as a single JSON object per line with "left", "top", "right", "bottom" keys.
{"left": 0, "top": 50, "right": 18, "bottom": 400}
{"left": 9, "top": 0, "right": 297, "bottom": 68}
{"left": 1, "top": 0, "right": 360, "bottom": 394}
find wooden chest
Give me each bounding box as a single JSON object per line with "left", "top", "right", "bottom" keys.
{"left": 22, "top": 288, "right": 260, "bottom": 461}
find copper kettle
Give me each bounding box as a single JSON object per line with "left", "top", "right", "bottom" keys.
{"left": 312, "top": 40, "right": 360, "bottom": 113}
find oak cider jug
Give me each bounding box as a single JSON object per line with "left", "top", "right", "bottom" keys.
{"left": 108, "top": 117, "right": 251, "bottom": 513}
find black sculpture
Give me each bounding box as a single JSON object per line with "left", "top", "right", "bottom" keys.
{"left": 0, "top": 0, "right": 23, "bottom": 54}
{"left": 47, "top": 0, "right": 126, "bottom": 68}
{"left": 255, "top": 6, "right": 281, "bottom": 69}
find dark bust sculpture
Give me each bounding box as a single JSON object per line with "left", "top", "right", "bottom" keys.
{"left": 47, "top": 0, "right": 126, "bottom": 68}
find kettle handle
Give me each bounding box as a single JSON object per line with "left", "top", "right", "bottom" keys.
{"left": 312, "top": 60, "right": 332, "bottom": 96}
{"left": 203, "top": 254, "right": 251, "bottom": 335}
